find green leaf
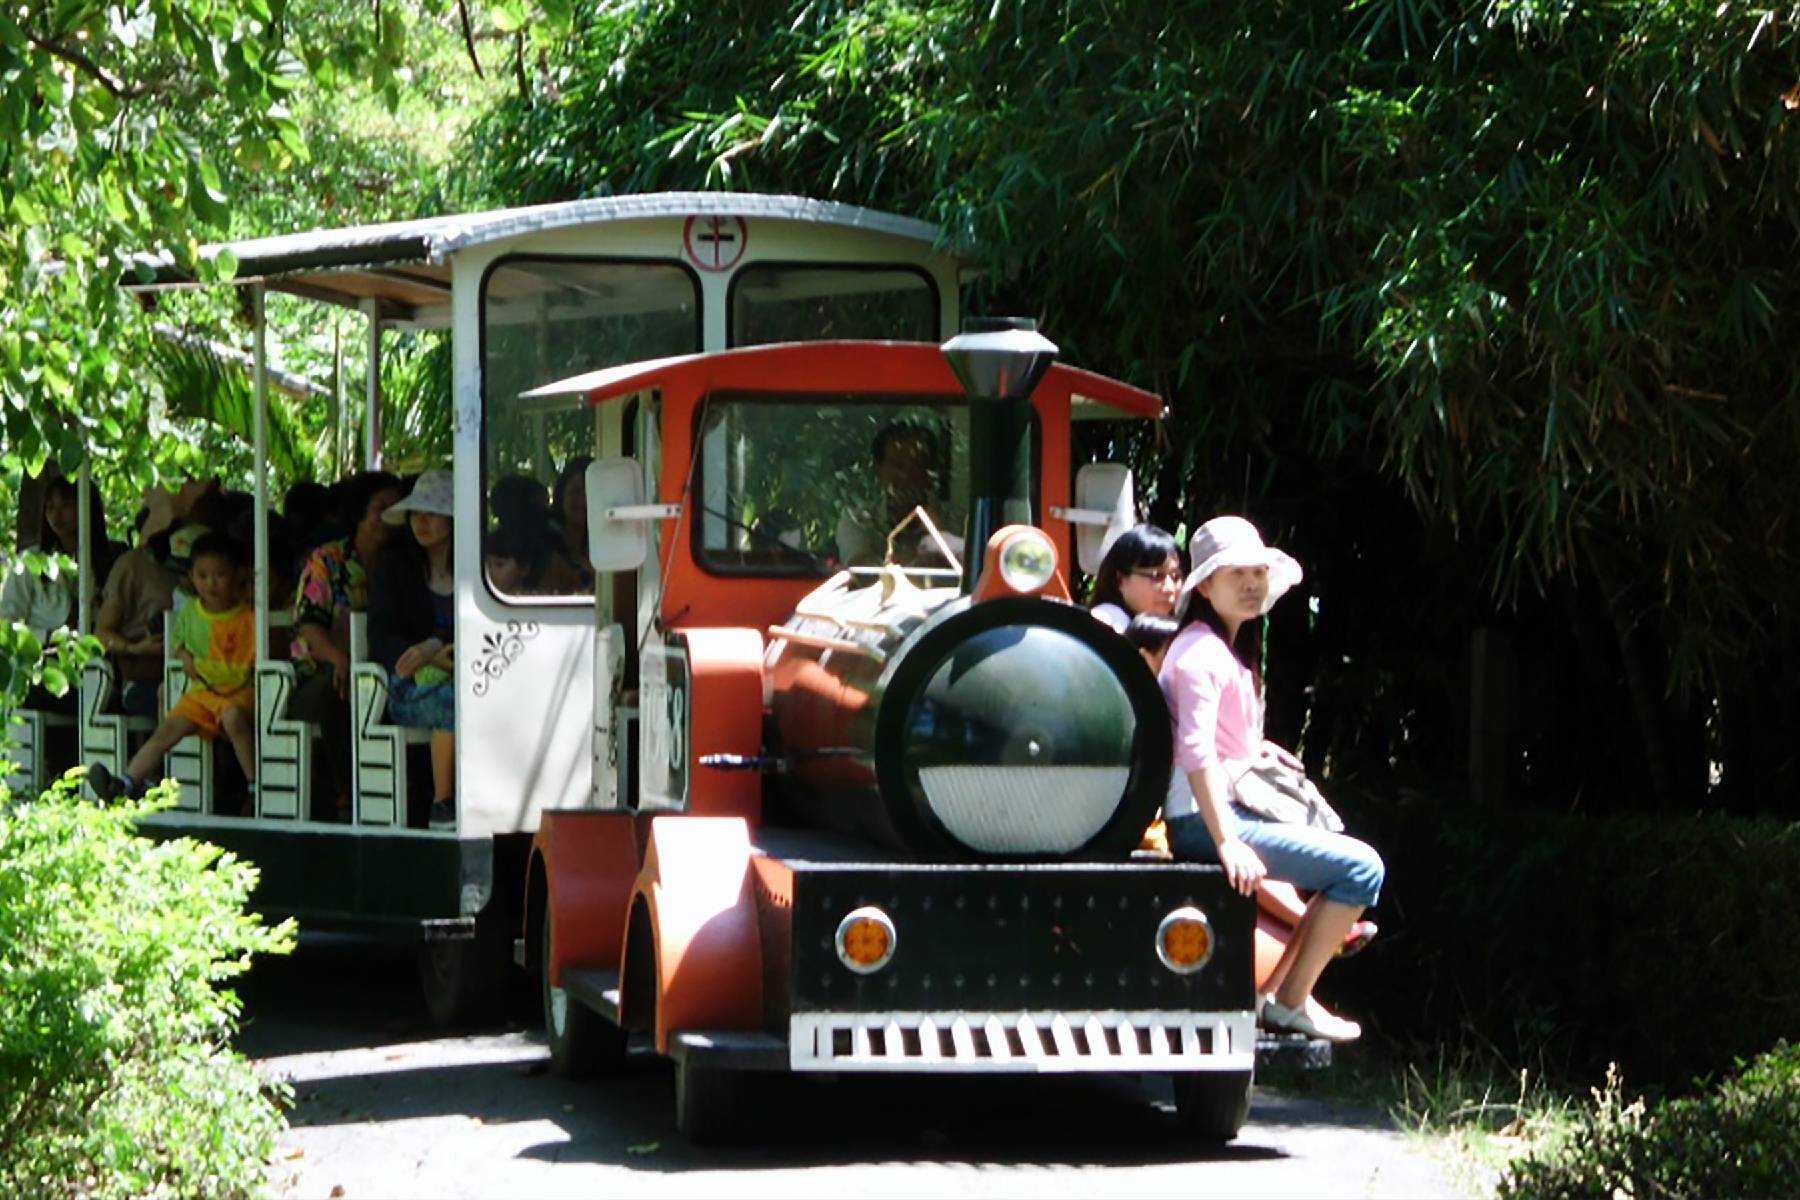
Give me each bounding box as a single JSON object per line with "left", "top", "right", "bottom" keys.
{"left": 492, "top": 0, "right": 528, "bottom": 34}
{"left": 186, "top": 158, "right": 230, "bottom": 225}
{"left": 38, "top": 664, "right": 67, "bottom": 695}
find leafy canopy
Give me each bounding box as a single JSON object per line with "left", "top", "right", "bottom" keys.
{"left": 456, "top": 0, "right": 1800, "bottom": 700}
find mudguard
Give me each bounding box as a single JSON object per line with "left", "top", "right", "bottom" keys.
{"left": 627, "top": 816, "right": 764, "bottom": 1053}
{"left": 529, "top": 810, "right": 640, "bottom": 987}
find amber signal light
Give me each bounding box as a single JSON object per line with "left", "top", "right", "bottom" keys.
{"left": 1156, "top": 907, "right": 1214, "bottom": 974}
{"left": 835, "top": 906, "right": 898, "bottom": 974}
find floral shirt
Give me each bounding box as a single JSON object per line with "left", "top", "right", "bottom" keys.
{"left": 290, "top": 537, "right": 368, "bottom": 674}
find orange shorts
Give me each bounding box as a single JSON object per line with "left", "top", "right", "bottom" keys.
{"left": 170, "top": 685, "right": 255, "bottom": 739}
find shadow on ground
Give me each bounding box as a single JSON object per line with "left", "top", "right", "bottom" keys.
{"left": 241, "top": 929, "right": 1403, "bottom": 1175}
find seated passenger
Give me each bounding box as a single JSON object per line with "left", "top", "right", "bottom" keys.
{"left": 96, "top": 487, "right": 184, "bottom": 719}
{"left": 3, "top": 474, "right": 115, "bottom": 714}
{"left": 491, "top": 473, "right": 551, "bottom": 531}
{"left": 281, "top": 480, "right": 334, "bottom": 560}
{"left": 1123, "top": 612, "right": 1180, "bottom": 675}
{"left": 88, "top": 533, "right": 257, "bottom": 804}
{"left": 484, "top": 522, "right": 549, "bottom": 596}
{"left": 1087, "top": 524, "right": 1183, "bottom": 633}
{"left": 2, "top": 476, "right": 78, "bottom": 644}
{"left": 834, "top": 421, "right": 957, "bottom": 568}
{"left": 286, "top": 471, "right": 403, "bottom": 821}
{"left": 368, "top": 470, "right": 457, "bottom": 828}
{"left": 1122, "top": 557, "right": 1376, "bottom": 968}
{"left": 1161, "top": 515, "right": 1384, "bottom": 1043}
{"left": 538, "top": 457, "right": 595, "bottom": 595}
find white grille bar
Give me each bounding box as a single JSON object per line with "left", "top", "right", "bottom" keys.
{"left": 791, "top": 1010, "right": 1256, "bottom": 1073}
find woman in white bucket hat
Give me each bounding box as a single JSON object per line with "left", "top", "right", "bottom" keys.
{"left": 369, "top": 469, "right": 458, "bottom": 828}
{"left": 1159, "top": 515, "right": 1384, "bottom": 1043}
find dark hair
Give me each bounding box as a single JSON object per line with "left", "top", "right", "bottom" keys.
{"left": 283, "top": 480, "right": 330, "bottom": 526}
{"left": 1178, "top": 588, "right": 1264, "bottom": 695}
{"left": 553, "top": 457, "right": 593, "bottom": 515}
{"left": 338, "top": 470, "right": 403, "bottom": 537}
{"left": 492, "top": 474, "right": 550, "bottom": 530}
{"left": 34, "top": 475, "right": 109, "bottom": 556}
{"left": 1089, "top": 524, "right": 1182, "bottom": 612}
{"left": 871, "top": 420, "right": 946, "bottom": 470}
{"left": 188, "top": 530, "right": 248, "bottom": 571}
{"left": 1123, "top": 612, "right": 1179, "bottom": 657}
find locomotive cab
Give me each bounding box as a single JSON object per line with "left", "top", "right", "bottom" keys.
{"left": 523, "top": 327, "right": 1301, "bottom": 1145}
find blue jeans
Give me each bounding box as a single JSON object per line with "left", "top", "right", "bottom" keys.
{"left": 387, "top": 673, "right": 454, "bottom": 731}
{"left": 1166, "top": 807, "right": 1385, "bottom": 908}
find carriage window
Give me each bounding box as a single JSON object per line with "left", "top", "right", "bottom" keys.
{"left": 694, "top": 397, "right": 986, "bottom": 577}
{"left": 482, "top": 258, "right": 700, "bottom": 600}
{"left": 730, "top": 264, "right": 938, "bottom": 346}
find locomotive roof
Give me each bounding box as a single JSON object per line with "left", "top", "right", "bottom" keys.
{"left": 522, "top": 341, "right": 1165, "bottom": 419}
{"left": 122, "top": 193, "right": 948, "bottom": 319}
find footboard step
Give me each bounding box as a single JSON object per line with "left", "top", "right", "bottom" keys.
{"left": 669, "top": 1031, "right": 789, "bottom": 1072}
{"left": 1255, "top": 1033, "right": 1333, "bottom": 1071}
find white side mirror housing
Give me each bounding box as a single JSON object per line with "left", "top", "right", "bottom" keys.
{"left": 1072, "top": 463, "right": 1135, "bottom": 575}
{"left": 586, "top": 458, "right": 649, "bottom": 573}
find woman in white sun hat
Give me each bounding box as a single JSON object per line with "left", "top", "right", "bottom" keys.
{"left": 368, "top": 469, "right": 458, "bottom": 829}
{"left": 1159, "top": 515, "right": 1384, "bottom": 1043}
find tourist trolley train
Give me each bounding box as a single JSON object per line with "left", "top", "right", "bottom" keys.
{"left": 7, "top": 194, "right": 1321, "bottom": 1142}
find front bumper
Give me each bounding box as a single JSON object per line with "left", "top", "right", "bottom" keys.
{"left": 791, "top": 1008, "right": 1256, "bottom": 1073}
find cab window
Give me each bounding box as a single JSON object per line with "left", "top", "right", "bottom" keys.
{"left": 693, "top": 395, "right": 987, "bottom": 578}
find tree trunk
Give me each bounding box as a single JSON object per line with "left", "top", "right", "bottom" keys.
{"left": 1582, "top": 540, "right": 1678, "bottom": 812}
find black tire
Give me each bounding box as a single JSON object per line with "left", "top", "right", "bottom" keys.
{"left": 675, "top": 1059, "right": 741, "bottom": 1145}
{"left": 417, "top": 908, "right": 507, "bottom": 1029}
{"left": 1172, "top": 1069, "right": 1253, "bottom": 1142}
{"left": 541, "top": 912, "right": 626, "bottom": 1078}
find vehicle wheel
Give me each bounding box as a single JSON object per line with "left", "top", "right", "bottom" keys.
{"left": 418, "top": 908, "right": 507, "bottom": 1028}
{"left": 542, "top": 912, "right": 626, "bottom": 1077}
{"left": 1172, "top": 1069, "right": 1253, "bottom": 1142}
{"left": 675, "top": 1059, "right": 741, "bottom": 1145}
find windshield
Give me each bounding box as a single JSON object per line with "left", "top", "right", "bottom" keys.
{"left": 694, "top": 396, "right": 988, "bottom": 577}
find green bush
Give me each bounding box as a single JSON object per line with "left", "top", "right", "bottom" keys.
{"left": 0, "top": 774, "right": 294, "bottom": 1199}
{"left": 1330, "top": 797, "right": 1800, "bottom": 1089}
{"left": 1500, "top": 1044, "right": 1800, "bottom": 1200}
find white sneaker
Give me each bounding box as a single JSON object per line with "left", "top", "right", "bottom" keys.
{"left": 1259, "top": 995, "right": 1361, "bottom": 1043}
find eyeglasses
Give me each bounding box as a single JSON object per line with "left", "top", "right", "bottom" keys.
{"left": 1128, "top": 568, "right": 1183, "bottom": 584}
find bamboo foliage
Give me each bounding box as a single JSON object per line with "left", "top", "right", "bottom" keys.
{"left": 453, "top": 0, "right": 1800, "bottom": 806}
{"left": 465, "top": 0, "right": 1800, "bottom": 681}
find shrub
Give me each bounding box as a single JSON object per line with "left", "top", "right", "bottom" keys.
{"left": 0, "top": 775, "right": 295, "bottom": 1199}
{"left": 1500, "top": 1044, "right": 1800, "bottom": 1200}
{"left": 1328, "top": 795, "right": 1800, "bottom": 1089}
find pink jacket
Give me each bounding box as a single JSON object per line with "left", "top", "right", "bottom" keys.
{"left": 1158, "top": 621, "right": 1263, "bottom": 817}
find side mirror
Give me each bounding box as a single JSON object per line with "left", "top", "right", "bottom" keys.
{"left": 1070, "top": 463, "right": 1135, "bottom": 575}
{"left": 586, "top": 458, "right": 649, "bottom": 573}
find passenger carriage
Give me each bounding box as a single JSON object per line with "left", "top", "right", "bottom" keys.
{"left": 5, "top": 193, "right": 1319, "bottom": 1140}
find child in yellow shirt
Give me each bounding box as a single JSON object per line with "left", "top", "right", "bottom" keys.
{"left": 89, "top": 532, "right": 256, "bottom": 802}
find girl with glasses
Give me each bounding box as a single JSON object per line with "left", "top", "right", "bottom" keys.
{"left": 1088, "top": 524, "right": 1184, "bottom": 632}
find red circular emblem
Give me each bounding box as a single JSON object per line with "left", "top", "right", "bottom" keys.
{"left": 682, "top": 215, "right": 749, "bottom": 273}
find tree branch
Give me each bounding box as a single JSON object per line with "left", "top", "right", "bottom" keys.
{"left": 457, "top": 0, "right": 485, "bottom": 79}
{"left": 24, "top": 32, "right": 148, "bottom": 102}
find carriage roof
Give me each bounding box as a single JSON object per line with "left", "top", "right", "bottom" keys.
{"left": 123, "top": 193, "right": 950, "bottom": 320}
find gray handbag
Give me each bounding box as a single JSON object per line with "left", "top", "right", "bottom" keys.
{"left": 1229, "top": 757, "right": 1345, "bottom": 832}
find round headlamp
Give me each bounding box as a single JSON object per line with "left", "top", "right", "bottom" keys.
{"left": 1155, "top": 906, "right": 1215, "bottom": 974}
{"left": 835, "top": 906, "right": 897, "bottom": 974}
{"left": 997, "top": 528, "right": 1057, "bottom": 593}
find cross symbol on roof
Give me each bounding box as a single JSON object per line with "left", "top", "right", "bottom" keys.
{"left": 684, "top": 215, "right": 748, "bottom": 272}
